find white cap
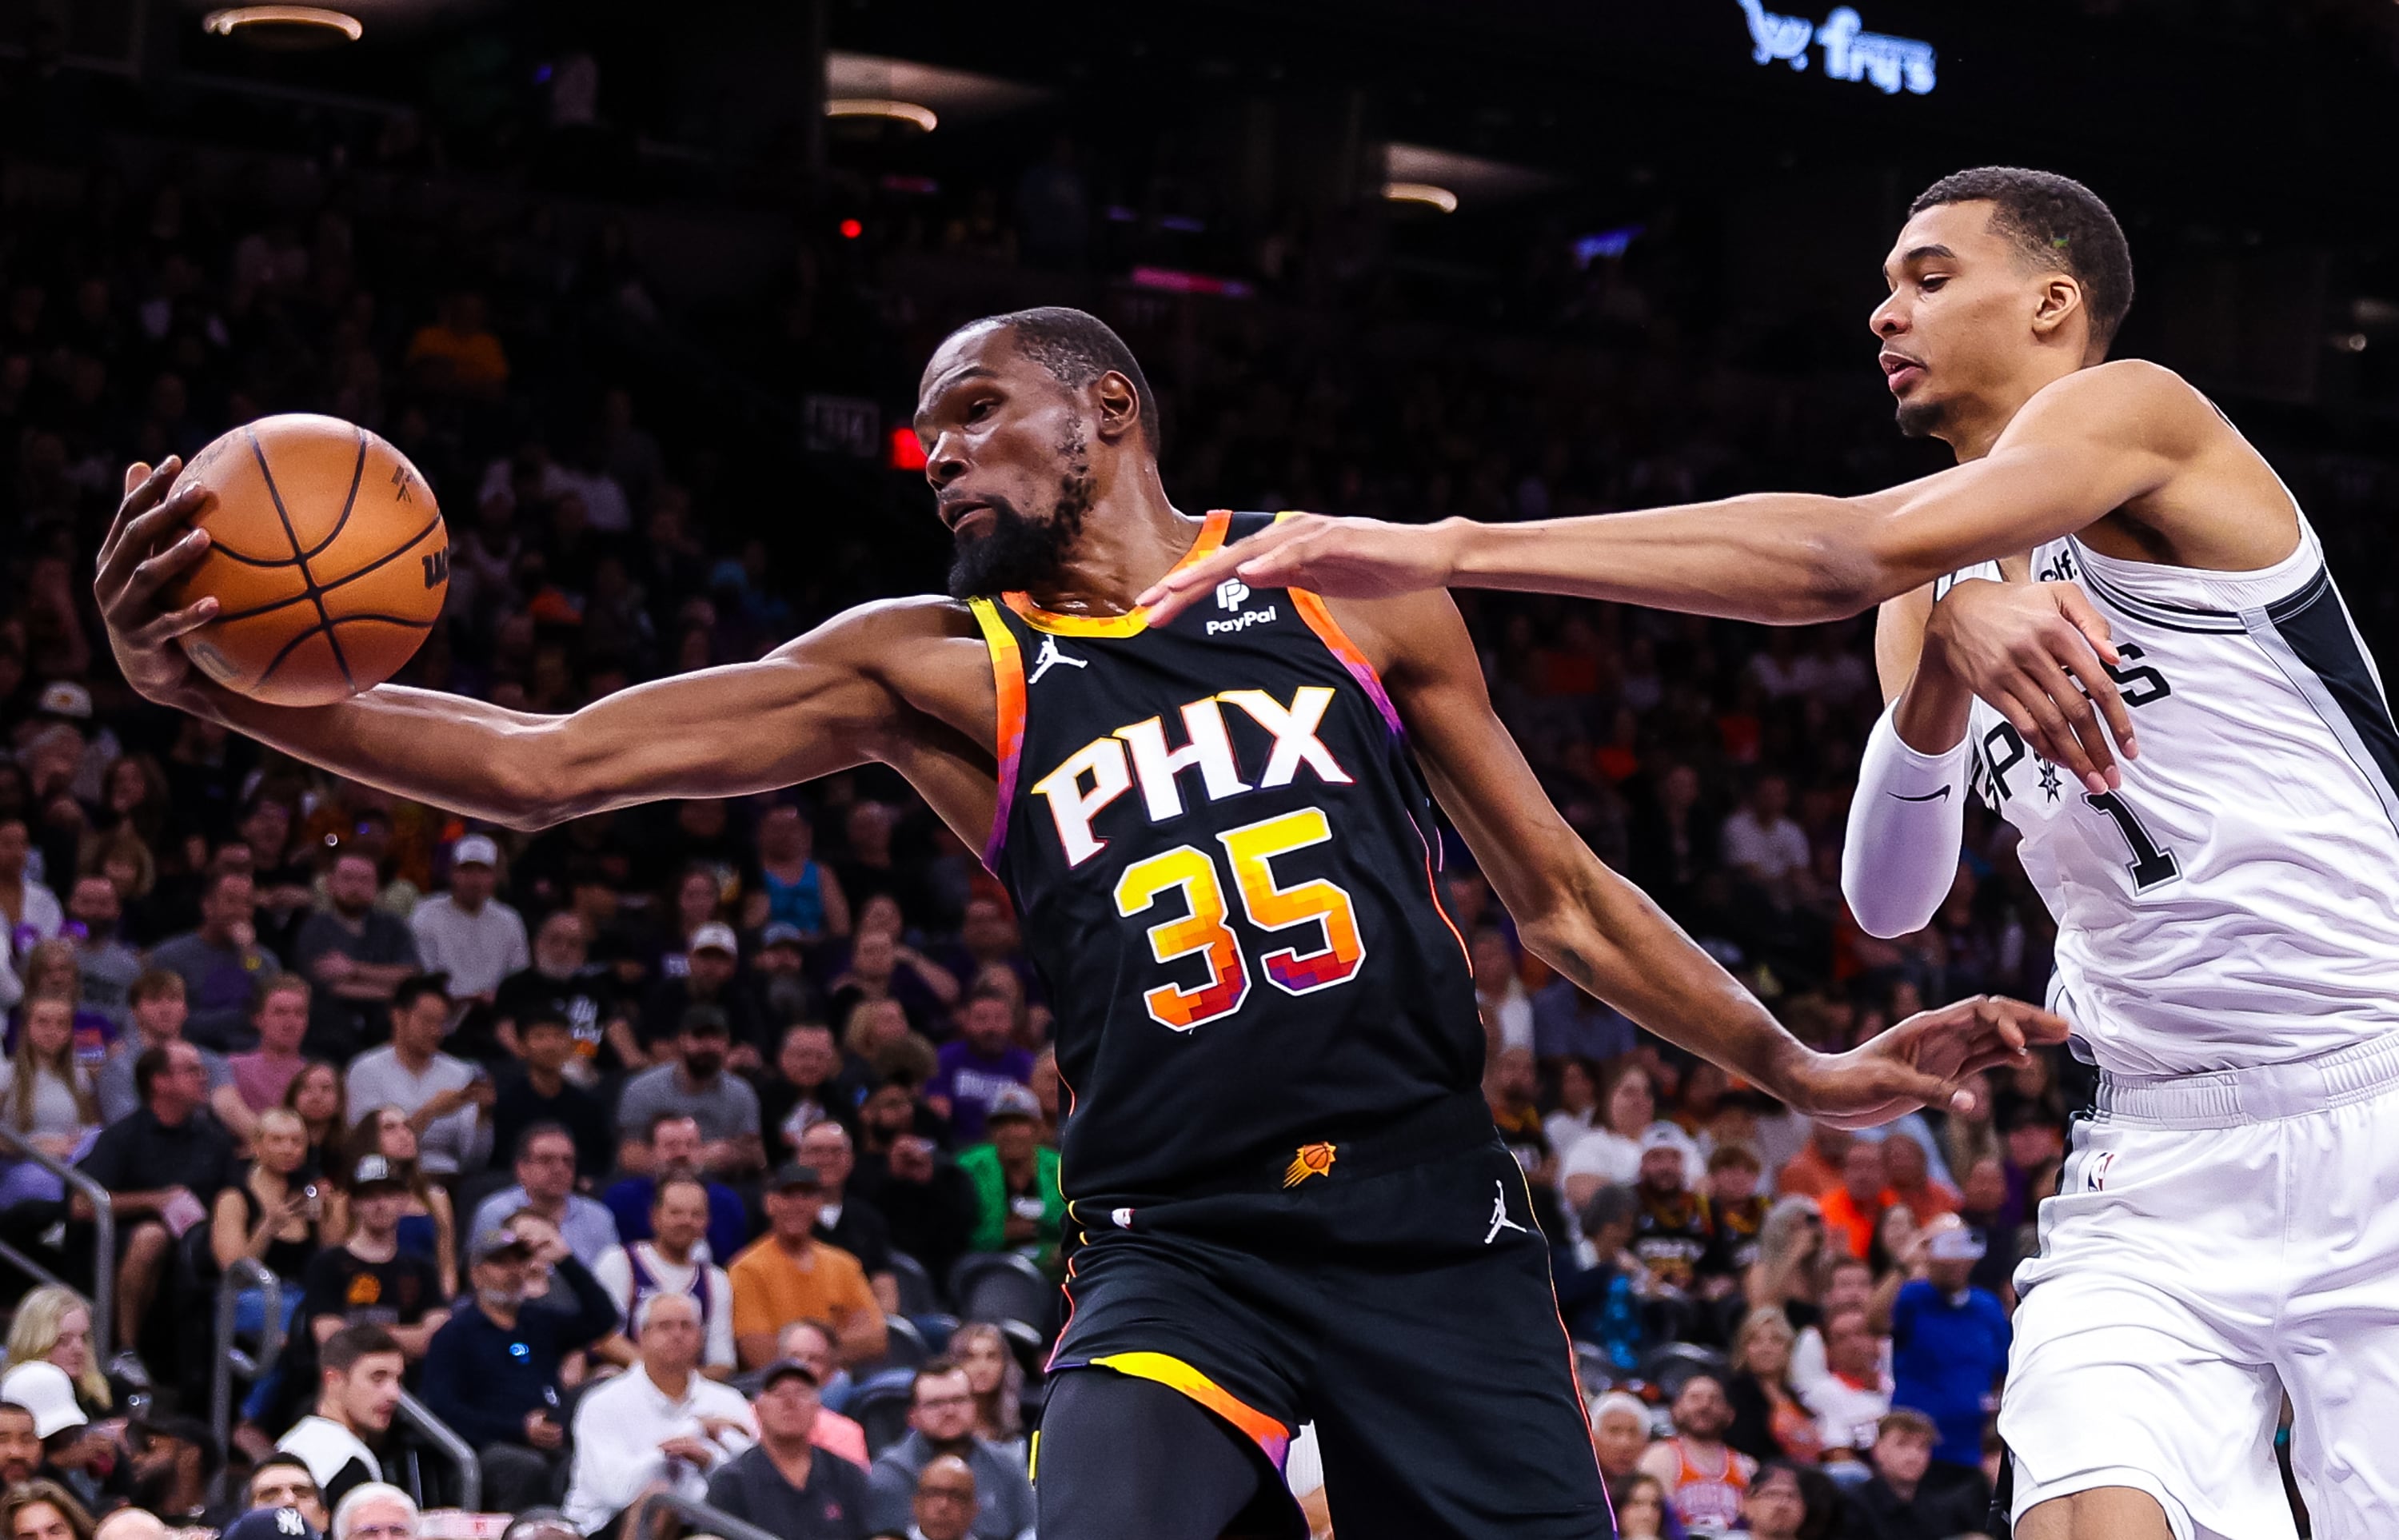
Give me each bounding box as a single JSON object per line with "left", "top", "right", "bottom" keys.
{"left": 1, "top": 1360, "right": 88, "bottom": 1438}
{"left": 35, "top": 682, "right": 91, "bottom": 720}
{"left": 451, "top": 834, "right": 500, "bottom": 868}
{"left": 689, "top": 921, "right": 739, "bottom": 958}
{"left": 1638, "top": 1122, "right": 1696, "bottom": 1162}
{"left": 1926, "top": 1225, "right": 1989, "bottom": 1263}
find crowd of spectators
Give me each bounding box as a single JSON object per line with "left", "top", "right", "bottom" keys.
{"left": 3, "top": 24, "right": 2389, "bottom": 1540}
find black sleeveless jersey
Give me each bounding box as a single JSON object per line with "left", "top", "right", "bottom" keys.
{"left": 966, "top": 510, "right": 1485, "bottom": 1212}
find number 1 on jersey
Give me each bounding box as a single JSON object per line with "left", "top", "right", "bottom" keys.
{"left": 1113, "top": 806, "right": 1367, "bottom": 1032}
{"left": 2086, "top": 790, "right": 2181, "bottom": 892}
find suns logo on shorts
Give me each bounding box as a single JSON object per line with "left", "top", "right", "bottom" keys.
{"left": 1283, "top": 1141, "right": 1337, "bottom": 1188}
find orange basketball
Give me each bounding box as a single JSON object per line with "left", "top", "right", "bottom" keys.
{"left": 162, "top": 414, "right": 448, "bottom": 707}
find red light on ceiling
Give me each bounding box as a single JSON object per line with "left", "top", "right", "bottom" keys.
{"left": 888, "top": 425, "right": 928, "bottom": 471}
{"left": 839, "top": 218, "right": 864, "bottom": 240}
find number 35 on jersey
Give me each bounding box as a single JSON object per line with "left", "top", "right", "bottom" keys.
{"left": 1031, "top": 686, "right": 1367, "bottom": 1031}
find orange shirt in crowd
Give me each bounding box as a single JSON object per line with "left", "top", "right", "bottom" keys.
{"left": 1892, "top": 1179, "right": 1961, "bottom": 1225}
{"left": 1777, "top": 1143, "right": 1842, "bottom": 1199}
{"left": 728, "top": 1235, "right": 879, "bottom": 1350}
{"left": 1818, "top": 1184, "right": 1898, "bottom": 1259}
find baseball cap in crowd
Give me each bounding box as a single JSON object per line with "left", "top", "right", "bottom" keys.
{"left": 469, "top": 1226, "right": 534, "bottom": 1267}
{"left": 351, "top": 1155, "right": 407, "bottom": 1191}
{"left": 679, "top": 1004, "right": 732, "bottom": 1039}
{"left": 34, "top": 682, "right": 91, "bottom": 720}
{"left": 984, "top": 1084, "right": 1043, "bottom": 1126}
{"left": 689, "top": 922, "right": 739, "bottom": 959}
{"left": 1927, "top": 1226, "right": 1989, "bottom": 1263}
{"left": 760, "top": 923, "right": 806, "bottom": 951}
{"left": 760, "top": 1356, "right": 822, "bottom": 1390}
{"left": 225, "top": 1508, "right": 323, "bottom": 1540}
{"left": 1638, "top": 1123, "right": 1696, "bottom": 1162}
{"left": 768, "top": 1163, "right": 823, "bottom": 1192}
{"left": 0, "top": 1361, "right": 87, "bottom": 1438}
{"left": 451, "top": 834, "right": 500, "bottom": 869}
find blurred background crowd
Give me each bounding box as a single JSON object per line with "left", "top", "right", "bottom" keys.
{"left": 3, "top": 1, "right": 2397, "bottom": 1537}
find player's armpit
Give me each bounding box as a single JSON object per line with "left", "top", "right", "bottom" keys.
{"left": 187, "top": 597, "right": 974, "bottom": 830}
{"left": 1355, "top": 590, "right": 1836, "bottom": 1102}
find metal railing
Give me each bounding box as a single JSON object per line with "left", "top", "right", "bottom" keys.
{"left": 626, "top": 1489, "right": 784, "bottom": 1540}
{"left": 395, "top": 1390, "right": 481, "bottom": 1512}
{"left": 0, "top": 1128, "right": 115, "bottom": 1366}
{"left": 210, "top": 1259, "right": 285, "bottom": 1459}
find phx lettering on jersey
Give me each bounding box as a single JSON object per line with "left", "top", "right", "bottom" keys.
{"left": 1030, "top": 686, "right": 1354, "bottom": 865}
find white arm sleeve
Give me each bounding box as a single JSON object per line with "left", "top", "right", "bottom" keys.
{"left": 1842, "top": 702, "right": 1970, "bottom": 939}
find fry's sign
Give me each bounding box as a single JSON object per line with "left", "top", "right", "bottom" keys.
{"left": 1736, "top": 2, "right": 1937, "bottom": 96}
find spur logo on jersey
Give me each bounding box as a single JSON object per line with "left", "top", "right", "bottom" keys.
{"left": 1031, "top": 685, "right": 1354, "bottom": 866}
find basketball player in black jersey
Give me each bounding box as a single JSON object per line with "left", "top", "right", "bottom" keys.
{"left": 97, "top": 307, "right": 2059, "bottom": 1539}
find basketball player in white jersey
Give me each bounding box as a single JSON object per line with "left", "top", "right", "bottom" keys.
{"left": 1148, "top": 166, "right": 2399, "bottom": 1540}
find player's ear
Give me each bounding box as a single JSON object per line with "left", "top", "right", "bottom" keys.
{"left": 2030, "top": 273, "right": 2084, "bottom": 347}
{"left": 1092, "top": 369, "right": 1142, "bottom": 445}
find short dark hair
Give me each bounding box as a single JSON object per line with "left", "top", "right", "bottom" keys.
{"left": 133, "top": 1043, "right": 182, "bottom": 1103}
{"left": 1707, "top": 1143, "right": 1762, "bottom": 1174}
{"left": 321, "top": 1323, "right": 402, "bottom": 1376}
{"left": 129, "top": 967, "right": 185, "bottom": 1006}
{"left": 253, "top": 972, "right": 310, "bottom": 1011}
{"left": 653, "top": 1172, "right": 709, "bottom": 1213}
{"left": 392, "top": 973, "right": 450, "bottom": 1015}
{"left": 912, "top": 1357, "right": 966, "bottom": 1404}
{"left": 514, "top": 1122, "right": 574, "bottom": 1163}
{"left": 974, "top": 307, "right": 1160, "bottom": 451}
{"left": 519, "top": 1008, "right": 570, "bottom": 1036}
{"left": 1876, "top": 1407, "right": 1940, "bottom": 1446}
{"left": 1909, "top": 166, "right": 2134, "bottom": 352}
{"left": 648, "top": 1110, "right": 701, "bottom": 1141}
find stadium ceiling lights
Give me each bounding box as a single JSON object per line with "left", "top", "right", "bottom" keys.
{"left": 202, "top": 6, "right": 363, "bottom": 44}
{"left": 1383, "top": 182, "right": 1459, "bottom": 213}
{"left": 824, "top": 99, "right": 940, "bottom": 132}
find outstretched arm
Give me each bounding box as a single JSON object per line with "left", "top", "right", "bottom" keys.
{"left": 1358, "top": 590, "right": 2064, "bottom": 1127}
{"left": 96, "top": 459, "right": 949, "bottom": 830}
{"left": 1144, "top": 361, "right": 2254, "bottom": 624}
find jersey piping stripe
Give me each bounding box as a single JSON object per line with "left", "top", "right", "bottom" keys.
{"left": 1287, "top": 589, "right": 1403, "bottom": 738}
{"left": 2074, "top": 563, "right": 2247, "bottom": 634}
{"left": 2242, "top": 576, "right": 2399, "bottom": 836}
{"left": 1271, "top": 513, "right": 1407, "bottom": 738}
{"left": 1083, "top": 1350, "right": 1292, "bottom": 1468}
{"left": 1001, "top": 509, "right": 1231, "bottom": 636}
{"left": 2066, "top": 537, "right": 2241, "bottom": 618}
{"left": 965, "top": 597, "right": 1028, "bottom": 872}
{"left": 1511, "top": 1161, "right": 1615, "bottom": 1502}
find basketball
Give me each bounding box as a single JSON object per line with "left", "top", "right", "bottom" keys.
{"left": 162, "top": 413, "right": 449, "bottom": 708}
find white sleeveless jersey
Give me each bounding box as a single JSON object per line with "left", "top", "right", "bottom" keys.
{"left": 1938, "top": 511, "right": 2399, "bottom": 1075}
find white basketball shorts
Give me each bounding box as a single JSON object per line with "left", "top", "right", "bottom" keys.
{"left": 2002, "top": 1033, "right": 2399, "bottom": 1540}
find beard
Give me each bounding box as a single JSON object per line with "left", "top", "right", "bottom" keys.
{"left": 944, "top": 422, "right": 1097, "bottom": 599}
{"left": 1894, "top": 396, "right": 1946, "bottom": 440}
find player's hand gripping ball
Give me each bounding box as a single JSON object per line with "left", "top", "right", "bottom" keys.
{"left": 162, "top": 413, "right": 449, "bottom": 706}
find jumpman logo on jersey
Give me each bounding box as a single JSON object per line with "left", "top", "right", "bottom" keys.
{"left": 1484, "top": 1180, "right": 1530, "bottom": 1244}
{"left": 1028, "top": 634, "right": 1088, "bottom": 685}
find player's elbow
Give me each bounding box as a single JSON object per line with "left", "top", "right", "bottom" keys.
{"left": 1838, "top": 852, "right": 1941, "bottom": 940}
{"left": 487, "top": 719, "right": 589, "bottom": 831}
{"left": 1790, "top": 503, "right": 1898, "bottom": 620}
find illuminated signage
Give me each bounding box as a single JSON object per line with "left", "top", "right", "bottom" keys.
{"left": 1736, "top": 2, "right": 1937, "bottom": 95}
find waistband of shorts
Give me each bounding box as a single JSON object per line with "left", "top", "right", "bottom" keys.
{"left": 1099, "top": 1091, "right": 1500, "bottom": 1206}
{"left": 2094, "top": 1033, "right": 2399, "bottom": 1127}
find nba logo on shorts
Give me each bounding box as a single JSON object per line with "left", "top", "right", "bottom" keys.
{"left": 1216, "top": 578, "right": 1251, "bottom": 611}
{"left": 2090, "top": 1151, "right": 2118, "bottom": 1191}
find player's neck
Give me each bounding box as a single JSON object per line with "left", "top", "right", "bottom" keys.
{"left": 1941, "top": 361, "right": 2083, "bottom": 462}
{"left": 1020, "top": 467, "right": 1196, "bottom": 618}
